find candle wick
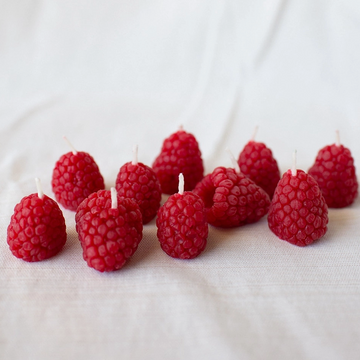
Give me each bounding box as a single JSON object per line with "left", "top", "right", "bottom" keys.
{"left": 179, "top": 125, "right": 184, "bottom": 132}
{"left": 132, "top": 144, "right": 138, "bottom": 165}
{"left": 63, "top": 136, "right": 77, "bottom": 155}
{"left": 291, "top": 150, "right": 297, "bottom": 176}
{"left": 251, "top": 125, "right": 259, "bottom": 142}
{"left": 226, "top": 148, "right": 241, "bottom": 174}
{"left": 110, "top": 187, "right": 118, "bottom": 209}
{"left": 335, "top": 130, "right": 341, "bottom": 147}
{"left": 178, "top": 173, "right": 184, "bottom": 195}
{"left": 35, "top": 178, "right": 44, "bottom": 199}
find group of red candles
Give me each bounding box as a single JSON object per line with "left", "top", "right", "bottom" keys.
{"left": 6, "top": 128, "right": 358, "bottom": 272}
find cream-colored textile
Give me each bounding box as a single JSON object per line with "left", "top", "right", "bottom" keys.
{"left": 1, "top": 1, "right": 360, "bottom": 359}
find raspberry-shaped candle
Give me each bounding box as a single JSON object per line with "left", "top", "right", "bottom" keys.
{"left": 7, "top": 178, "right": 67, "bottom": 262}
{"left": 238, "top": 127, "right": 280, "bottom": 198}
{"left": 308, "top": 131, "right": 358, "bottom": 208}
{"left": 75, "top": 188, "right": 143, "bottom": 272}
{"left": 156, "top": 174, "right": 208, "bottom": 259}
{"left": 115, "top": 145, "right": 162, "bottom": 224}
{"left": 193, "top": 152, "right": 270, "bottom": 228}
{"left": 52, "top": 137, "right": 105, "bottom": 211}
{"left": 268, "top": 152, "right": 328, "bottom": 246}
{"left": 152, "top": 127, "right": 204, "bottom": 194}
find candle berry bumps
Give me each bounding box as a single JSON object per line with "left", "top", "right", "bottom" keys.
{"left": 75, "top": 188, "right": 143, "bottom": 272}
{"left": 152, "top": 127, "right": 204, "bottom": 194}
{"left": 52, "top": 137, "right": 105, "bottom": 211}
{"left": 156, "top": 174, "right": 208, "bottom": 259}
{"left": 268, "top": 154, "right": 328, "bottom": 246}
{"left": 308, "top": 132, "right": 358, "bottom": 208}
{"left": 7, "top": 178, "right": 67, "bottom": 262}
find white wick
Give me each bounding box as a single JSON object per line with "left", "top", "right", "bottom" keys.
{"left": 178, "top": 173, "right": 184, "bottom": 195}
{"left": 226, "top": 148, "right": 241, "bottom": 174}
{"left": 335, "top": 130, "right": 341, "bottom": 147}
{"left": 179, "top": 125, "right": 184, "bottom": 131}
{"left": 63, "top": 136, "right": 77, "bottom": 155}
{"left": 110, "top": 187, "right": 118, "bottom": 209}
{"left": 291, "top": 150, "right": 297, "bottom": 176}
{"left": 251, "top": 125, "right": 259, "bottom": 142}
{"left": 35, "top": 178, "right": 44, "bottom": 199}
{"left": 132, "top": 144, "right": 138, "bottom": 165}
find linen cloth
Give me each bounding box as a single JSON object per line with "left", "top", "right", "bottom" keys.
{"left": 1, "top": 1, "right": 360, "bottom": 359}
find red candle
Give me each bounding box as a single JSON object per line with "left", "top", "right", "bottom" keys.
{"left": 308, "top": 131, "right": 358, "bottom": 208}
{"left": 237, "top": 127, "right": 280, "bottom": 199}
{"left": 193, "top": 149, "right": 270, "bottom": 228}
{"left": 75, "top": 187, "right": 143, "bottom": 272}
{"left": 7, "top": 178, "right": 67, "bottom": 262}
{"left": 156, "top": 174, "right": 208, "bottom": 259}
{"left": 152, "top": 127, "right": 204, "bottom": 194}
{"left": 52, "top": 137, "right": 105, "bottom": 211}
{"left": 268, "top": 151, "right": 329, "bottom": 246}
{"left": 115, "top": 145, "right": 162, "bottom": 224}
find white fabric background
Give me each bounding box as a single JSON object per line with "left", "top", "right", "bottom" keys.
{"left": 1, "top": 1, "right": 360, "bottom": 359}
